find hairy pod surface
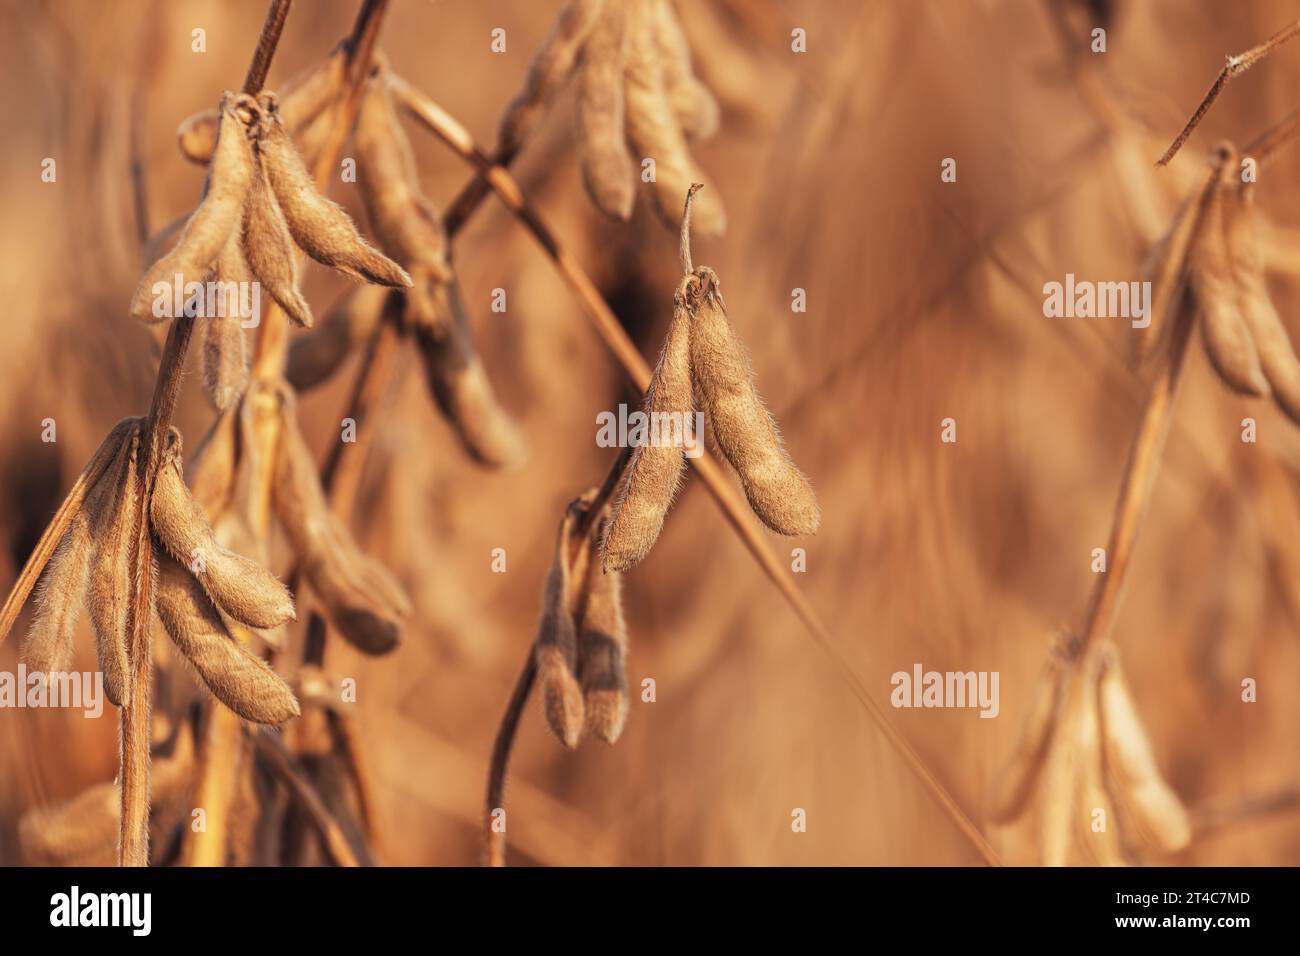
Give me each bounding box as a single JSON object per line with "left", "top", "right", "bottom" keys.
{"left": 256, "top": 92, "right": 412, "bottom": 289}
{"left": 133, "top": 93, "right": 258, "bottom": 323}
{"left": 150, "top": 431, "right": 295, "bottom": 630}
{"left": 602, "top": 298, "right": 692, "bottom": 571}
{"left": 155, "top": 552, "right": 300, "bottom": 725}
{"left": 242, "top": 156, "right": 313, "bottom": 328}
{"left": 577, "top": 516, "right": 629, "bottom": 742}
{"left": 685, "top": 268, "right": 820, "bottom": 535}
{"left": 575, "top": 0, "right": 637, "bottom": 220}
{"left": 85, "top": 423, "right": 144, "bottom": 708}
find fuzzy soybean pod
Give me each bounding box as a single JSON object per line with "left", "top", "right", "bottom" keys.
{"left": 686, "top": 267, "right": 821, "bottom": 536}
{"left": 1190, "top": 157, "right": 1268, "bottom": 397}
{"left": 202, "top": 236, "right": 253, "bottom": 411}
{"left": 651, "top": 0, "right": 719, "bottom": 141}
{"left": 287, "top": 284, "right": 389, "bottom": 392}
{"left": 989, "top": 643, "right": 1068, "bottom": 823}
{"left": 85, "top": 423, "right": 144, "bottom": 708}
{"left": 132, "top": 92, "right": 258, "bottom": 324}
{"left": 155, "top": 552, "right": 300, "bottom": 725}
{"left": 622, "top": 0, "right": 725, "bottom": 235}
{"left": 255, "top": 92, "right": 412, "bottom": 289}
{"left": 577, "top": 516, "right": 629, "bottom": 743}
{"left": 242, "top": 156, "right": 314, "bottom": 328}
{"left": 575, "top": 0, "right": 637, "bottom": 220}
{"left": 413, "top": 280, "right": 527, "bottom": 469}
{"left": 1228, "top": 184, "right": 1300, "bottom": 424}
{"left": 149, "top": 431, "right": 295, "bottom": 631}
{"left": 498, "top": 0, "right": 608, "bottom": 158}
{"left": 270, "top": 395, "right": 409, "bottom": 655}
{"left": 601, "top": 297, "right": 692, "bottom": 572}
{"left": 21, "top": 420, "right": 136, "bottom": 676}
{"left": 535, "top": 506, "right": 588, "bottom": 749}
{"left": 1096, "top": 647, "right": 1191, "bottom": 854}
{"left": 355, "top": 76, "right": 453, "bottom": 328}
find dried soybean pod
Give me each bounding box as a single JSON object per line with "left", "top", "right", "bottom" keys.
{"left": 687, "top": 267, "right": 820, "bottom": 535}
{"left": 22, "top": 506, "right": 93, "bottom": 675}
{"left": 202, "top": 236, "right": 252, "bottom": 411}
{"left": 1096, "top": 647, "right": 1191, "bottom": 853}
{"left": 178, "top": 108, "right": 220, "bottom": 165}
{"left": 498, "top": 0, "right": 608, "bottom": 158}
{"left": 255, "top": 92, "right": 412, "bottom": 289}
{"left": 1072, "top": 668, "right": 1126, "bottom": 868}
{"left": 270, "top": 397, "right": 407, "bottom": 654}
{"left": 535, "top": 507, "right": 587, "bottom": 748}
{"left": 132, "top": 92, "right": 258, "bottom": 323}
{"left": 413, "top": 281, "right": 526, "bottom": 469}
{"left": 577, "top": 517, "right": 629, "bottom": 743}
{"left": 601, "top": 294, "right": 692, "bottom": 571}
{"left": 355, "top": 76, "right": 453, "bottom": 328}
{"left": 576, "top": 0, "right": 637, "bottom": 220}
{"left": 287, "top": 284, "right": 388, "bottom": 392}
{"left": 20, "top": 424, "right": 132, "bottom": 674}
{"left": 1038, "top": 696, "right": 1082, "bottom": 867}
{"left": 989, "top": 643, "right": 1069, "bottom": 822}
{"left": 1228, "top": 184, "right": 1300, "bottom": 424}
{"left": 1190, "top": 158, "right": 1268, "bottom": 397}
{"left": 651, "top": 0, "right": 719, "bottom": 141}
{"left": 149, "top": 431, "right": 295, "bottom": 630}
{"left": 623, "top": 0, "right": 725, "bottom": 235}
{"left": 85, "top": 424, "right": 143, "bottom": 709}
{"left": 242, "top": 158, "right": 313, "bottom": 328}
{"left": 155, "top": 552, "right": 300, "bottom": 725}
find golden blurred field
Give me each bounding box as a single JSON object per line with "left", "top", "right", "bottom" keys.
{"left": 1, "top": 0, "right": 1298, "bottom": 866}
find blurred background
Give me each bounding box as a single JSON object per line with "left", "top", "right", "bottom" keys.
{"left": 0, "top": 0, "right": 1298, "bottom": 865}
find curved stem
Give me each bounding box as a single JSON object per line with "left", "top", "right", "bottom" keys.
{"left": 679, "top": 183, "right": 703, "bottom": 275}
{"left": 484, "top": 651, "right": 538, "bottom": 867}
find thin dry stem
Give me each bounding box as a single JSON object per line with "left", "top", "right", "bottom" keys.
{"left": 484, "top": 650, "right": 538, "bottom": 867}
{"left": 679, "top": 182, "right": 703, "bottom": 275}
{"left": 1074, "top": 158, "right": 1226, "bottom": 660}
{"left": 1243, "top": 106, "right": 1300, "bottom": 167}
{"left": 1157, "top": 18, "right": 1300, "bottom": 166}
